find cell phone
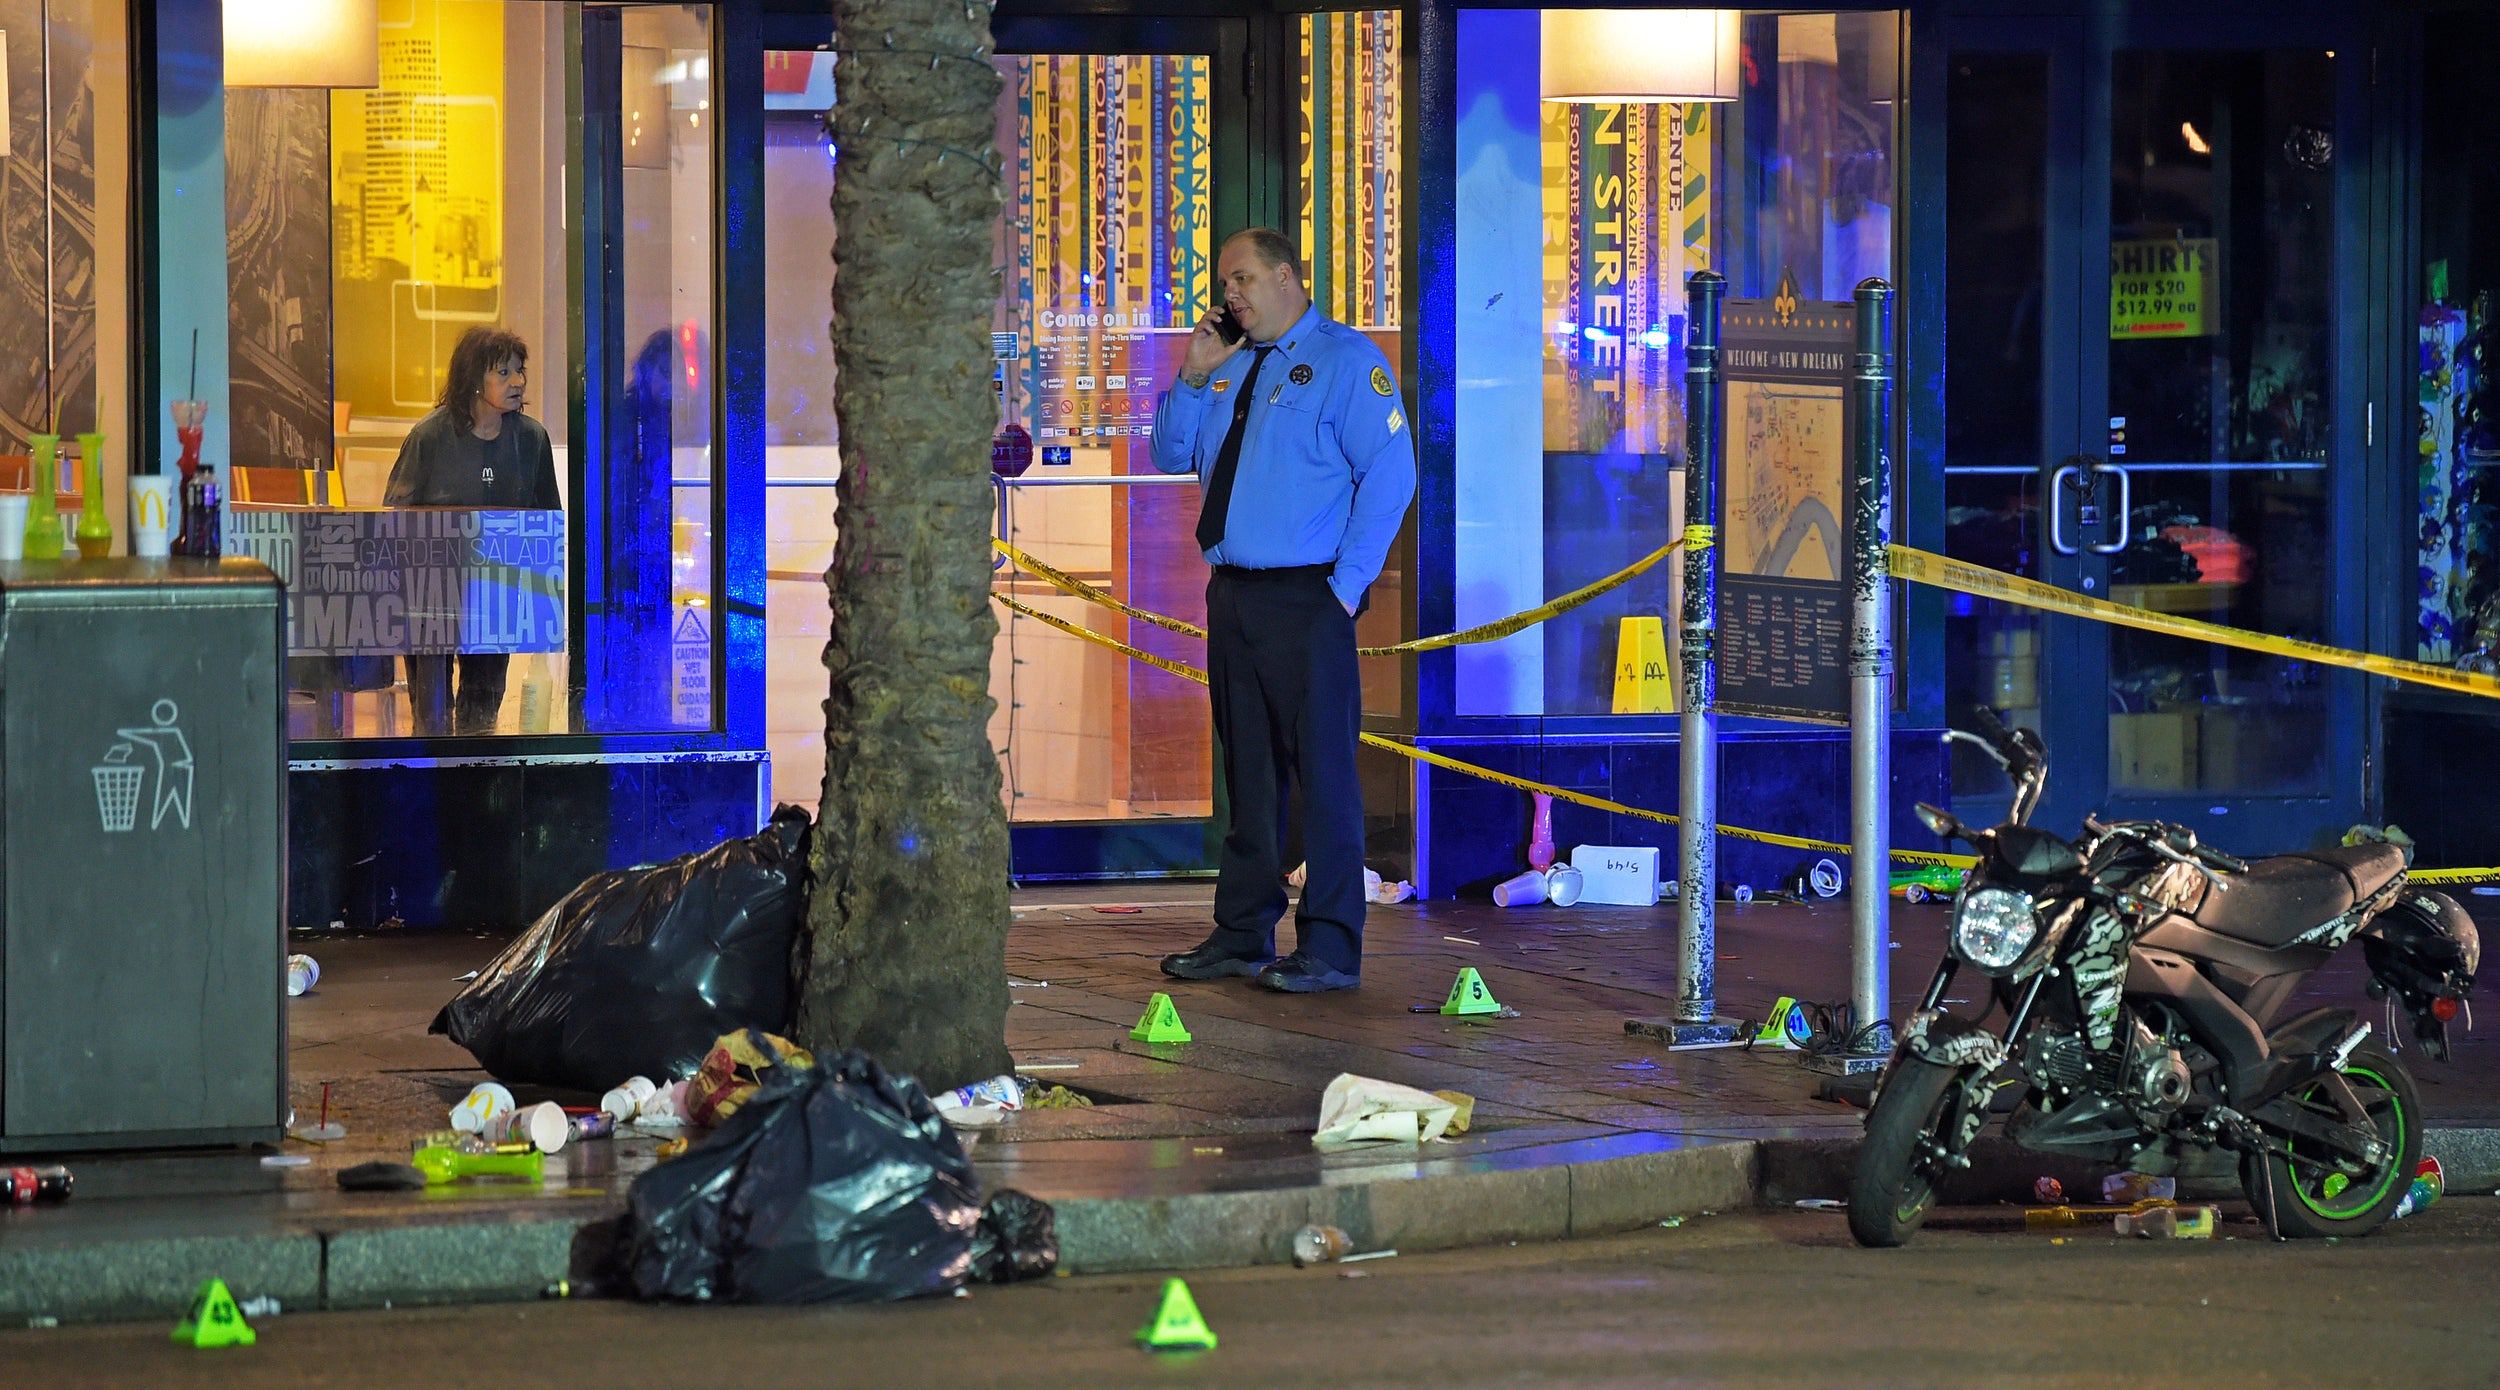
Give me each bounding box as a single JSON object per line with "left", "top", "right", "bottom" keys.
{"left": 1210, "top": 305, "right": 1244, "bottom": 346}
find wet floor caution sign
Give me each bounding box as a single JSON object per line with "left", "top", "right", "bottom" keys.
{"left": 673, "top": 606, "right": 711, "bottom": 727}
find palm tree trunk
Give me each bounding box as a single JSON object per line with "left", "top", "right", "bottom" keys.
{"left": 797, "top": 0, "right": 1012, "bottom": 1092}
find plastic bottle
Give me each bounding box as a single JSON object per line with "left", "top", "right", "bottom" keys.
{"left": 6, "top": 1164, "right": 73, "bottom": 1204}
{"left": 176, "top": 462, "right": 222, "bottom": 558}
{"left": 935, "top": 1075, "right": 1026, "bottom": 1112}
{"left": 410, "top": 1143, "right": 545, "bottom": 1187}
{"left": 1291, "top": 1224, "right": 1352, "bottom": 1266}
{"left": 2393, "top": 1157, "right": 2446, "bottom": 1219}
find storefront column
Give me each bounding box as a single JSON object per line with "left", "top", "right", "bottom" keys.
{"left": 132, "top": 0, "right": 230, "bottom": 481}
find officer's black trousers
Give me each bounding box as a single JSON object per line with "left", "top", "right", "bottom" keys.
{"left": 1205, "top": 564, "right": 1366, "bottom": 974}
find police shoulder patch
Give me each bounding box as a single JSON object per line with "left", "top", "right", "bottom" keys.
{"left": 1371, "top": 366, "right": 1395, "bottom": 396}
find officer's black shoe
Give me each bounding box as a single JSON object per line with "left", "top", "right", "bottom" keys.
{"left": 1254, "top": 952, "right": 1361, "bottom": 993}
{"left": 1160, "top": 936, "right": 1273, "bottom": 980}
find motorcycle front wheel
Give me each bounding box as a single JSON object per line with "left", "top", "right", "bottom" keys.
{"left": 2241, "top": 1041, "right": 2422, "bottom": 1240}
{"left": 1848, "top": 1057, "right": 1968, "bottom": 1248}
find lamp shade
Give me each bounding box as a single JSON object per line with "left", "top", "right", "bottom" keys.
{"left": 1540, "top": 10, "right": 1741, "bottom": 104}
{"left": 226, "top": 0, "right": 380, "bottom": 89}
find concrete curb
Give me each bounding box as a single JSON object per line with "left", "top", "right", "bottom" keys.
{"left": 7, "top": 1127, "right": 2490, "bottom": 1324}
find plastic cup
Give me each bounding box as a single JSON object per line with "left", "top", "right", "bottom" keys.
{"left": 1492, "top": 869, "right": 1549, "bottom": 908}
{"left": 600, "top": 1076, "right": 657, "bottom": 1122}
{"left": 489, "top": 1100, "right": 572, "bottom": 1154}
{"left": 1543, "top": 864, "right": 1586, "bottom": 907}
{"left": 285, "top": 954, "right": 320, "bottom": 997}
{"left": 449, "top": 1082, "right": 516, "bottom": 1135}
{"left": 0, "top": 496, "right": 24, "bottom": 561}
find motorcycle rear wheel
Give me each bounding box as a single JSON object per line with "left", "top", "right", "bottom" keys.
{"left": 2240, "top": 1041, "right": 2421, "bottom": 1240}
{"left": 1849, "top": 1057, "right": 1966, "bottom": 1248}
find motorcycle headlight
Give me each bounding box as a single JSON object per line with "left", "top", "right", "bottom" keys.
{"left": 1953, "top": 886, "right": 2039, "bottom": 972}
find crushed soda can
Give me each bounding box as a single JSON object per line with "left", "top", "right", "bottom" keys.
{"left": 2032, "top": 1176, "right": 2065, "bottom": 1205}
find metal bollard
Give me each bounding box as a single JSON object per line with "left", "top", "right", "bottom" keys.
{"left": 1845, "top": 277, "right": 1897, "bottom": 1059}
{"left": 1629, "top": 272, "right": 1740, "bottom": 1047}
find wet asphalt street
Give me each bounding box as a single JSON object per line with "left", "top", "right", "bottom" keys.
{"left": 4, "top": 1199, "right": 2493, "bottom": 1389}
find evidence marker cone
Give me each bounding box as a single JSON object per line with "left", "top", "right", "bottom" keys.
{"left": 1751, "top": 997, "right": 1808, "bottom": 1049}
{"left": 172, "top": 1277, "right": 256, "bottom": 1349}
{"left": 1136, "top": 1277, "right": 1218, "bottom": 1351}
{"left": 1130, "top": 992, "right": 1193, "bottom": 1044}
{"left": 1440, "top": 966, "right": 1501, "bottom": 1016}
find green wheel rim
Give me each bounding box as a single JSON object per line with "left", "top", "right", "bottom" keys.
{"left": 2287, "top": 1065, "right": 2406, "bottom": 1221}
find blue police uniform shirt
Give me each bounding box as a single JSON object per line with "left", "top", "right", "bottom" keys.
{"left": 1150, "top": 305, "right": 1417, "bottom": 611}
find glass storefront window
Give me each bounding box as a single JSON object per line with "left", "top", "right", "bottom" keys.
{"left": 1453, "top": 10, "right": 1896, "bottom": 717}
{"left": 1, "top": 0, "right": 132, "bottom": 539}
{"left": 2418, "top": 16, "right": 2500, "bottom": 674}
{"left": 764, "top": 23, "right": 1407, "bottom": 821}
{"left": 222, "top": 0, "right": 719, "bottom": 742}
{"left": 2101, "top": 50, "right": 2333, "bottom": 796}
{"left": 990, "top": 53, "right": 1214, "bottom": 822}
{"left": 1941, "top": 51, "right": 2049, "bottom": 799}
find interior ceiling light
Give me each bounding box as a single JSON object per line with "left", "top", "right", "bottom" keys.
{"left": 225, "top": 0, "right": 380, "bottom": 89}
{"left": 1540, "top": 10, "right": 1741, "bottom": 104}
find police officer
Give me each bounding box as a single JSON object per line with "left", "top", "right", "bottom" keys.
{"left": 1150, "top": 228, "right": 1416, "bottom": 993}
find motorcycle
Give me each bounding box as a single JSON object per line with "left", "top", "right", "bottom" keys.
{"left": 1849, "top": 712, "right": 2479, "bottom": 1248}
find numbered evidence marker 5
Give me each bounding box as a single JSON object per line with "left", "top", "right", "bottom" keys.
{"left": 1442, "top": 966, "right": 1503, "bottom": 1016}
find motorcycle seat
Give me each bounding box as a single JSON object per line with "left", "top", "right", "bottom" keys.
{"left": 2184, "top": 843, "right": 2407, "bottom": 947}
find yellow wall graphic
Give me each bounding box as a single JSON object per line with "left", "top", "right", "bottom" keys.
{"left": 331, "top": 0, "right": 505, "bottom": 419}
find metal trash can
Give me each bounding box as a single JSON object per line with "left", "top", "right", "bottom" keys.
{"left": 0, "top": 558, "right": 286, "bottom": 1152}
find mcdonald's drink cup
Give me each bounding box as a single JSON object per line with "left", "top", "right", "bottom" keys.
{"left": 449, "top": 1082, "right": 517, "bottom": 1135}
{"left": 128, "top": 474, "right": 175, "bottom": 557}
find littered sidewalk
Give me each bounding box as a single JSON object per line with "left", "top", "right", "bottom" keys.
{"left": 5, "top": 886, "right": 2494, "bottom": 1323}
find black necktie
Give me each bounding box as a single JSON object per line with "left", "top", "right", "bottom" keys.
{"left": 1195, "top": 345, "right": 1276, "bottom": 553}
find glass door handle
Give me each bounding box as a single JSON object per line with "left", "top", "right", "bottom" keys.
{"left": 2048, "top": 463, "right": 2085, "bottom": 555}
{"left": 2086, "top": 463, "right": 2130, "bottom": 556}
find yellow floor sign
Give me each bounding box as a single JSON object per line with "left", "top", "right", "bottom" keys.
{"left": 1612, "top": 616, "right": 1674, "bottom": 714}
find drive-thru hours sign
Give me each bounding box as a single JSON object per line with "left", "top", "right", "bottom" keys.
{"left": 2111, "top": 238, "right": 2215, "bottom": 339}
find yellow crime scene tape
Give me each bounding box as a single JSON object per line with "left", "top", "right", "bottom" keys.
{"left": 1889, "top": 545, "right": 2500, "bottom": 703}
{"left": 992, "top": 536, "right": 2500, "bottom": 884}
{"left": 993, "top": 535, "right": 1683, "bottom": 657}
{"left": 991, "top": 589, "right": 1971, "bottom": 868}
{"left": 1886, "top": 544, "right": 2500, "bottom": 884}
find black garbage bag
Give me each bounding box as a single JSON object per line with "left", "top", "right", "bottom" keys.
{"left": 624, "top": 1048, "right": 988, "bottom": 1303}
{"left": 969, "top": 1188, "right": 1059, "bottom": 1283}
{"left": 431, "top": 806, "right": 811, "bottom": 1092}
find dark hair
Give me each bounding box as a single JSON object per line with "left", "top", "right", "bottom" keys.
{"left": 438, "top": 326, "right": 532, "bottom": 422}
{"left": 1223, "top": 227, "right": 1302, "bottom": 280}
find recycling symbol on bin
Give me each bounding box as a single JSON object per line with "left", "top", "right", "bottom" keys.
{"left": 93, "top": 699, "right": 195, "bottom": 834}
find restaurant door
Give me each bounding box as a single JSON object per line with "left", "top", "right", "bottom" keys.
{"left": 1936, "top": 11, "right": 2370, "bottom": 851}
